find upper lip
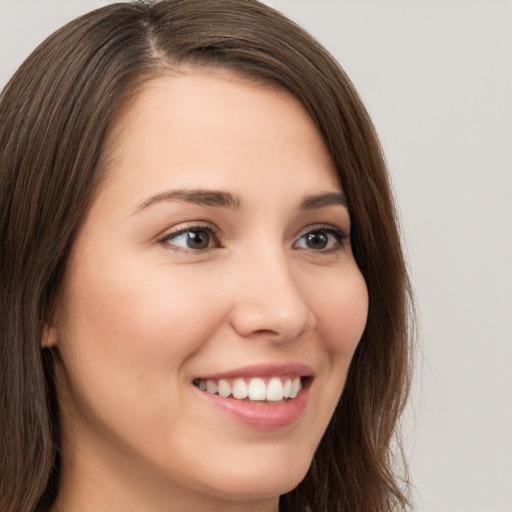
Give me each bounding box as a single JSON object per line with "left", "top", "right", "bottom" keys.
{"left": 193, "top": 363, "right": 315, "bottom": 381}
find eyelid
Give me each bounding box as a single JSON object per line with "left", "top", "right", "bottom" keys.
{"left": 295, "top": 223, "right": 349, "bottom": 239}
{"left": 293, "top": 223, "right": 350, "bottom": 251}
{"left": 159, "top": 222, "right": 221, "bottom": 253}
{"left": 156, "top": 221, "right": 349, "bottom": 254}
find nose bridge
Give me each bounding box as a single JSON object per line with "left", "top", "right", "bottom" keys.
{"left": 229, "top": 243, "right": 316, "bottom": 340}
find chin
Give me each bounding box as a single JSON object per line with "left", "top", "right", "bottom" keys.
{"left": 190, "top": 444, "right": 313, "bottom": 502}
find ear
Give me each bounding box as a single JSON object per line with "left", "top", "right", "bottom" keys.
{"left": 42, "top": 323, "right": 59, "bottom": 348}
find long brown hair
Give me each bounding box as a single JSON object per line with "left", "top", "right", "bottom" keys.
{"left": 0, "top": 1, "right": 414, "bottom": 510}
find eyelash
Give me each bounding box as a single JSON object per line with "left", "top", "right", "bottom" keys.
{"left": 159, "top": 223, "right": 220, "bottom": 254}
{"left": 294, "top": 224, "right": 349, "bottom": 253}
{"left": 159, "top": 223, "right": 349, "bottom": 255}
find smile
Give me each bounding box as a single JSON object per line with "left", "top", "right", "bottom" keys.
{"left": 192, "top": 364, "right": 313, "bottom": 430}
{"left": 193, "top": 376, "right": 303, "bottom": 403}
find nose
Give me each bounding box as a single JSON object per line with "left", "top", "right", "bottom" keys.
{"left": 228, "top": 249, "right": 316, "bottom": 342}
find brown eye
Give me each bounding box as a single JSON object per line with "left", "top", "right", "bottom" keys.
{"left": 163, "top": 227, "right": 216, "bottom": 251}
{"left": 303, "top": 231, "right": 329, "bottom": 250}
{"left": 294, "top": 227, "right": 348, "bottom": 251}
{"left": 184, "top": 230, "right": 211, "bottom": 249}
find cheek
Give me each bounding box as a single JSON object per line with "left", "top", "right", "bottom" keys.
{"left": 310, "top": 267, "right": 368, "bottom": 357}
{"left": 290, "top": 266, "right": 368, "bottom": 457}
{"left": 59, "top": 255, "right": 224, "bottom": 367}
{"left": 54, "top": 253, "right": 234, "bottom": 457}
{"left": 54, "top": 252, "right": 233, "bottom": 429}
{"left": 298, "top": 264, "right": 368, "bottom": 413}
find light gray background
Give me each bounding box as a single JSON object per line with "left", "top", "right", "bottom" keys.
{"left": 1, "top": 1, "right": 510, "bottom": 511}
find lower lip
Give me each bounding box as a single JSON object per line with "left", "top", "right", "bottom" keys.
{"left": 194, "top": 380, "right": 311, "bottom": 430}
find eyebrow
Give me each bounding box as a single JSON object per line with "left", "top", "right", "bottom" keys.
{"left": 133, "top": 189, "right": 348, "bottom": 214}
{"left": 299, "top": 192, "right": 348, "bottom": 211}
{"left": 133, "top": 189, "right": 244, "bottom": 213}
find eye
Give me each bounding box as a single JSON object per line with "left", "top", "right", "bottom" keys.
{"left": 294, "top": 226, "right": 348, "bottom": 252}
{"left": 161, "top": 226, "right": 219, "bottom": 252}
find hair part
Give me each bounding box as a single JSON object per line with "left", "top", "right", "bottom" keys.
{"left": 0, "top": 1, "right": 414, "bottom": 511}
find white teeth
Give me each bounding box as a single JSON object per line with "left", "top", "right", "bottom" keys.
{"left": 248, "top": 377, "right": 266, "bottom": 400}
{"left": 266, "top": 377, "right": 284, "bottom": 401}
{"left": 290, "top": 377, "right": 301, "bottom": 398}
{"left": 206, "top": 380, "right": 218, "bottom": 394}
{"left": 217, "top": 379, "right": 231, "bottom": 398}
{"left": 232, "top": 378, "right": 248, "bottom": 399}
{"left": 283, "top": 378, "right": 292, "bottom": 398}
{"left": 198, "top": 376, "right": 304, "bottom": 402}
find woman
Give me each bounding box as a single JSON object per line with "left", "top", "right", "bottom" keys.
{"left": 0, "top": 1, "right": 414, "bottom": 511}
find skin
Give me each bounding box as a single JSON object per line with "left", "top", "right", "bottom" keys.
{"left": 47, "top": 72, "right": 369, "bottom": 512}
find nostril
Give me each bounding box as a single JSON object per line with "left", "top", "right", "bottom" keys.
{"left": 252, "top": 328, "right": 280, "bottom": 336}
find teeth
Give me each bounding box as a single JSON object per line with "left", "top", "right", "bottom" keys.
{"left": 206, "top": 380, "right": 218, "bottom": 394}
{"left": 248, "top": 377, "right": 266, "bottom": 400}
{"left": 290, "top": 377, "right": 301, "bottom": 399}
{"left": 218, "top": 379, "right": 231, "bottom": 398}
{"left": 283, "top": 378, "right": 292, "bottom": 398}
{"left": 266, "top": 377, "right": 284, "bottom": 401}
{"left": 232, "top": 378, "right": 248, "bottom": 399}
{"left": 196, "top": 376, "right": 303, "bottom": 402}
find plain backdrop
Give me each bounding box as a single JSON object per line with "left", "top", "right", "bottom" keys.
{"left": 1, "top": 1, "right": 511, "bottom": 511}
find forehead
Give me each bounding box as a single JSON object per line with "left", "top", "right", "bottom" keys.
{"left": 98, "top": 71, "right": 340, "bottom": 201}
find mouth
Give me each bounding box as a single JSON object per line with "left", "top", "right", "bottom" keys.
{"left": 192, "top": 375, "right": 306, "bottom": 404}
{"left": 191, "top": 364, "right": 313, "bottom": 430}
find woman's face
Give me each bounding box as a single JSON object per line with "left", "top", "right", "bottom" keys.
{"left": 51, "top": 72, "right": 368, "bottom": 511}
